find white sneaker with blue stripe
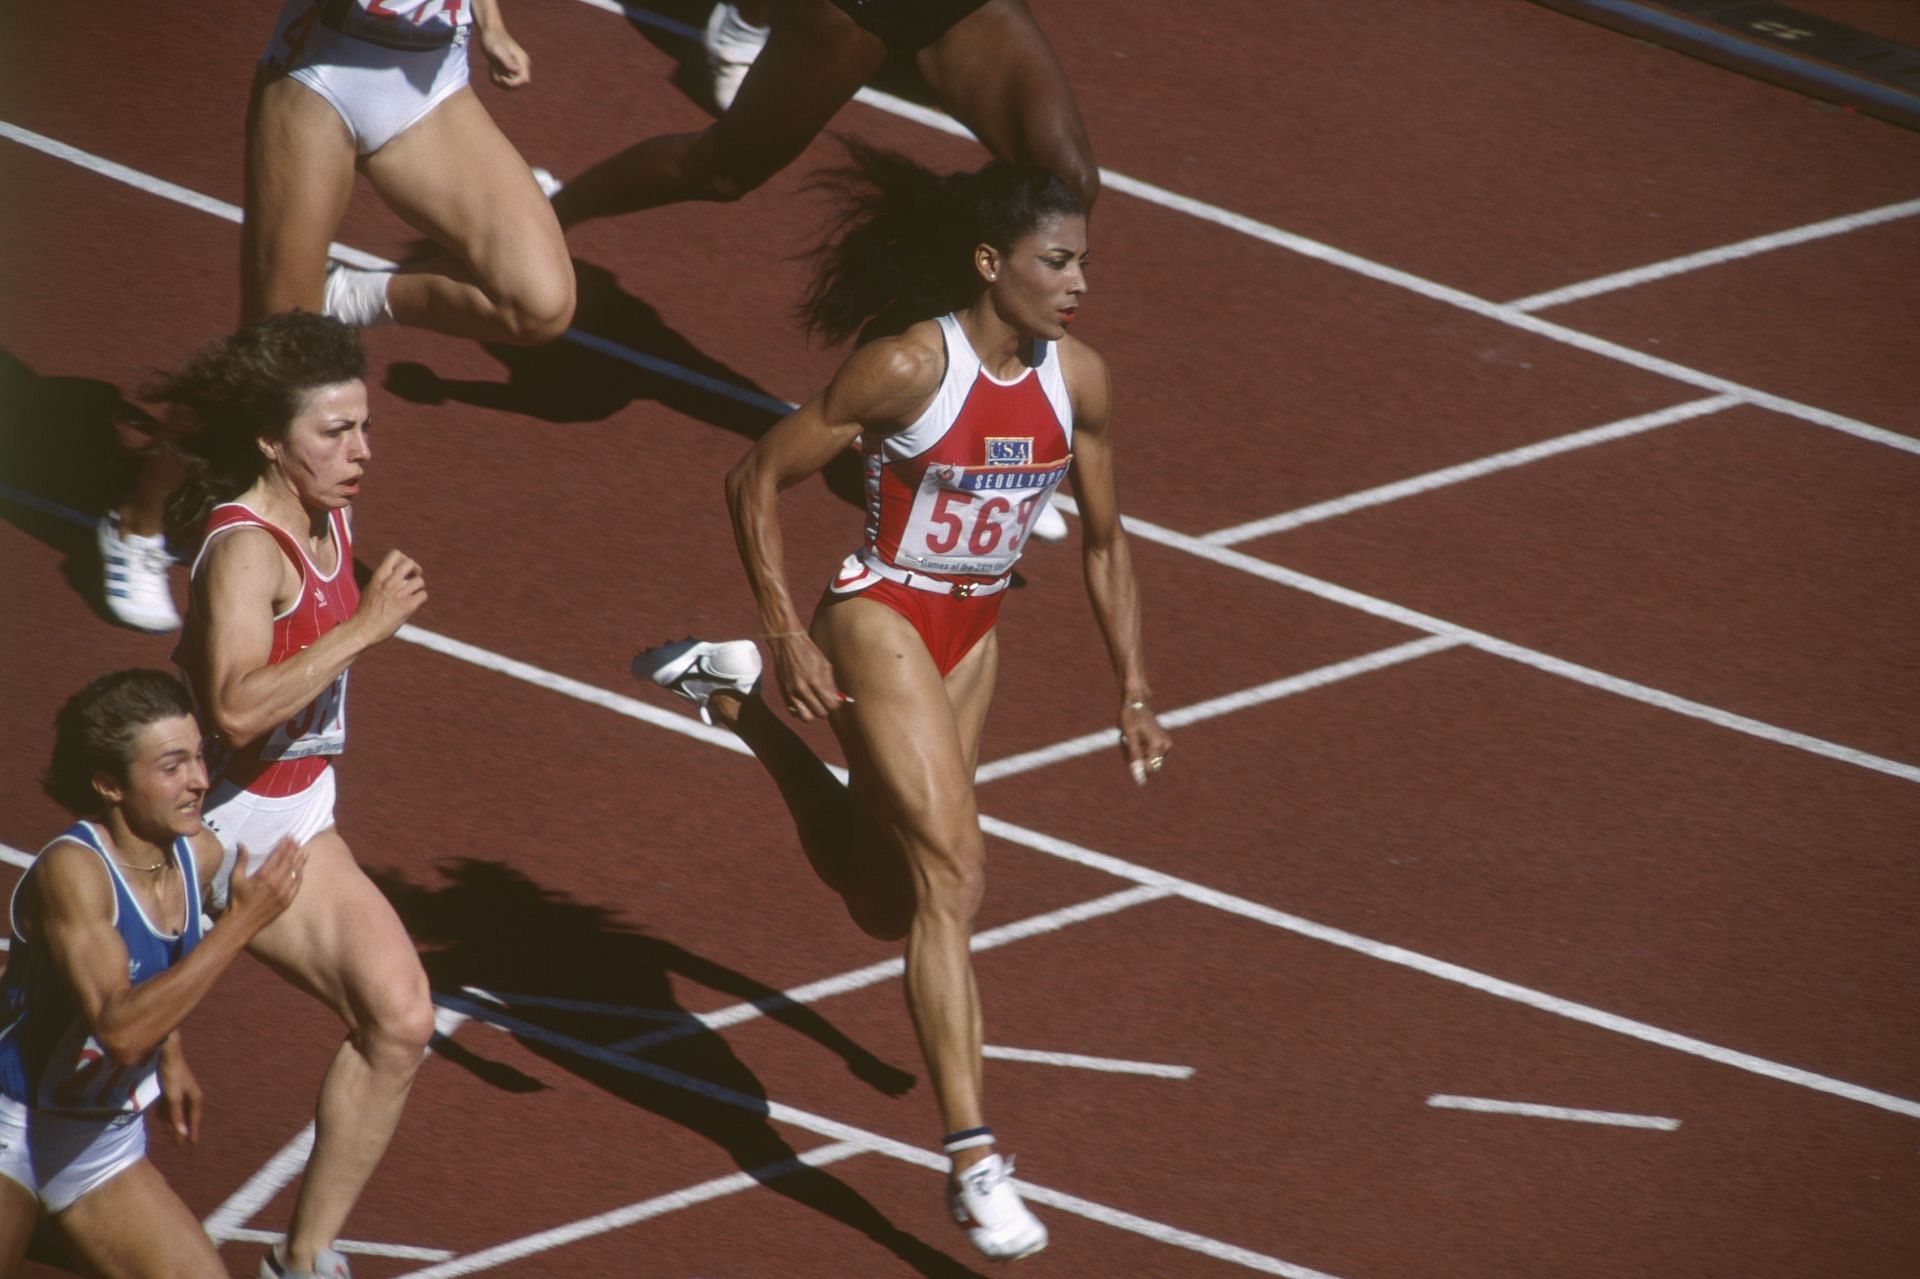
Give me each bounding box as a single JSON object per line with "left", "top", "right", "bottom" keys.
{"left": 97, "top": 515, "right": 179, "bottom": 632}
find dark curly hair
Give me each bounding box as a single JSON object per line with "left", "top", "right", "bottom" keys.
{"left": 43, "top": 669, "right": 199, "bottom": 816}
{"left": 796, "top": 139, "right": 1084, "bottom": 347}
{"left": 159, "top": 311, "right": 366, "bottom": 549}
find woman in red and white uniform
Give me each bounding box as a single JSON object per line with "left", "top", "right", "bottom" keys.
{"left": 634, "top": 143, "right": 1171, "bottom": 1263}
{"left": 166, "top": 313, "right": 432, "bottom": 1279}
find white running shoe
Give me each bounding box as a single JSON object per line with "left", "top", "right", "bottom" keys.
{"left": 531, "top": 166, "right": 563, "bottom": 199}
{"left": 97, "top": 515, "right": 180, "bottom": 632}
{"left": 703, "top": 3, "right": 769, "bottom": 112}
{"left": 322, "top": 262, "right": 394, "bottom": 329}
{"left": 632, "top": 638, "right": 762, "bottom": 725}
{"left": 949, "top": 1153, "right": 1048, "bottom": 1261}
{"left": 1029, "top": 499, "right": 1069, "bottom": 543}
{"left": 259, "top": 1244, "right": 351, "bottom": 1279}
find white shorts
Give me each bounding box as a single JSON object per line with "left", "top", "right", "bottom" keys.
{"left": 200, "top": 767, "right": 338, "bottom": 914}
{"left": 0, "top": 1095, "right": 147, "bottom": 1216}
{"left": 263, "top": 0, "right": 471, "bottom": 156}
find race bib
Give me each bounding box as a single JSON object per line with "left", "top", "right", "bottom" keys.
{"left": 262, "top": 671, "right": 349, "bottom": 761}
{"left": 894, "top": 456, "right": 1070, "bottom": 578}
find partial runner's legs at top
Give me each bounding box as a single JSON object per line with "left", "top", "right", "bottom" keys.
{"left": 553, "top": 0, "right": 1097, "bottom": 225}
{"left": 242, "top": 74, "right": 573, "bottom": 343}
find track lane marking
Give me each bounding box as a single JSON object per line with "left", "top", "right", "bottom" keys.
{"left": 1427, "top": 1094, "right": 1680, "bottom": 1130}
{"left": 443, "top": 994, "right": 1346, "bottom": 1278}
{"left": 1202, "top": 396, "right": 1739, "bottom": 545}
{"left": 1506, "top": 197, "right": 1920, "bottom": 313}
{"left": 975, "top": 636, "right": 1463, "bottom": 783}
{"left": 217, "top": 1230, "right": 456, "bottom": 1262}
{"left": 982, "top": 1045, "right": 1194, "bottom": 1079}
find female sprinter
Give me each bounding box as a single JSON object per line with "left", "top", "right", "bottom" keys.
{"left": 246, "top": 0, "right": 573, "bottom": 342}
{"left": 633, "top": 146, "right": 1171, "bottom": 1262}
{"left": 1, "top": 670, "right": 304, "bottom": 1278}
{"left": 166, "top": 312, "right": 434, "bottom": 1279}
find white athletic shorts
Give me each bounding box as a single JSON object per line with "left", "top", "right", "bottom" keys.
{"left": 200, "top": 767, "right": 338, "bottom": 914}
{"left": 262, "top": 0, "right": 471, "bottom": 156}
{"left": 0, "top": 1095, "right": 148, "bottom": 1216}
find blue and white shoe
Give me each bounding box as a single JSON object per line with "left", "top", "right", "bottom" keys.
{"left": 632, "top": 638, "right": 762, "bottom": 725}
{"left": 97, "top": 515, "right": 179, "bottom": 632}
{"left": 703, "top": 3, "right": 769, "bottom": 112}
{"left": 259, "top": 1243, "right": 351, "bottom": 1279}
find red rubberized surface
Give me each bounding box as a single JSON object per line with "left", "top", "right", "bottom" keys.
{"left": 2, "top": 2, "right": 1917, "bottom": 1275}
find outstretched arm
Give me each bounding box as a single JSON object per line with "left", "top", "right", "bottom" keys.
{"left": 1063, "top": 341, "right": 1173, "bottom": 783}
{"left": 724, "top": 333, "right": 942, "bottom": 720}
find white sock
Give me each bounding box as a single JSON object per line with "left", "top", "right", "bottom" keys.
{"left": 323, "top": 264, "right": 394, "bottom": 329}
{"left": 714, "top": 4, "right": 769, "bottom": 41}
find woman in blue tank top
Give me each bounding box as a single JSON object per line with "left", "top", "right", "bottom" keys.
{"left": 0, "top": 671, "right": 306, "bottom": 1278}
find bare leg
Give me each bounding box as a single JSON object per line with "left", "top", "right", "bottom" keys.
{"left": 364, "top": 90, "right": 574, "bottom": 345}
{"left": 553, "top": 0, "right": 884, "bottom": 225}
{"left": 0, "top": 1173, "right": 36, "bottom": 1276}
{"left": 242, "top": 71, "right": 358, "bottom": 319}
{"left": 246, "top": 829, "right": 435, "bottom": 1272}
{"left": 916, "top": 0, "right": 1099, "bottom": 209}
{"left": 53, "top": 1159, "right": 228, "bottom": 1278}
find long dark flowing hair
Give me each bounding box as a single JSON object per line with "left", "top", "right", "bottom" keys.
{"left": 796, "top": 139, "right": 1084, "bottom": 347}
{"left": 158, "top": 311, "right": 365, "bottom": 550}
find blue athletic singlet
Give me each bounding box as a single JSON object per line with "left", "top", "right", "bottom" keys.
{"left": 0, "top": 824, "right": 204, "bottom": 1118}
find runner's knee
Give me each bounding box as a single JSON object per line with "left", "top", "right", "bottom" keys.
{"left": 912, "top": 834, "right": 987, "bottom": 927}
{"left": 358, "top": 968, "right": 436, "bottom": 1068}
{"left": 490, "top": 268, "right": 576, "bottom": 345}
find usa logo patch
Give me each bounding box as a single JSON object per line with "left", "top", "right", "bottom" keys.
{"left": 986, "top": 437, "right": 1033, "bottom": 466}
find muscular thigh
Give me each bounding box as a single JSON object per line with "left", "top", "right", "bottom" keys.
{"left": 55, "top": 1161, "right": 225, "bottom": 1279}
{"left": 914, "top": 0, "right": 1091, "bottom": 173}
{"left": 818, "top": 599, "right": 983, "bottom": 854}
{"left": 244, "top": 71, "right": 357, "bottom": 317}
{"left": 363, "top": 89, "right": 568, "bottom": 299}
{"left": 246, "top": 829, "right": 427, "bottom": 1032}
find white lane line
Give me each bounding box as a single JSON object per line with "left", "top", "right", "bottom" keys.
{"left": 976, "top": 812, "right": 1920, "bottom": 1121}
{"left": 0, "top": 844, "right": 33, "bottom": 869}
{"left": 217, "top": 1229, "right": 456, "bottom": 1262}
{"left": 1507, "top": 198, "right": 1920, "bottom": 313}
{"left": 975, "top": 635, "right": 1463, "bottom": 784}
{"left": 1427, "top": 1094, "right": 1680, "bottom": 1131}
{"left": 1058, "top": 496, "right": 1920, "bottom": 786}
{"left": 445, "top": 994, "right": 1342, "bottom": 1278}
{"left": 392, "top": 1142, "right": 870, "bottom": 1279}
{"left": 459, "top": 986, "right": 694, "bottom": 1022}
{"left": 982, "top": 1045, "right": 1194, "bottom": 1079}
{"left": 608, "top": 884, "right": 1171, "bottom": 1053}
{"left": 205, "top": 1006, "right": 470, "bottom": 1240}
{"left": 1203, "top": 395, "right": 1739, "bottom": 545}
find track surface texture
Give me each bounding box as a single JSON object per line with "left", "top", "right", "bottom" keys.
{"left": 2, "top": 2, "right": 1917, "bottom": 1276}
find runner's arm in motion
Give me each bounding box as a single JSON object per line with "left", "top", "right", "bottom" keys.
{"left": 23, "top": 837, "right": 306, "bottom": 1066}
{"left": 1062, "top": 341, "right": 1173, "bottom": 778}
{"left": 472, "top": 0, "right": 532, "bottom": 89}
{"left": 724, "top": 334, "right": 943, "bottom": 719}
{"left": 195, "top": 531, "right": 425, "bottom": 746}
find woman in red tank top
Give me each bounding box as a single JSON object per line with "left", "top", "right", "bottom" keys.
{"left": 164, "top": 313, "right": 433, "bottom": 1279}
{"left": 634, "top": 144, "right": 1172, "bottom": 1262}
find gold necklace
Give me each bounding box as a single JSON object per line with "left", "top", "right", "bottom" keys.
{"left": 114, "top": 854, "right": 170, "bottom": 874}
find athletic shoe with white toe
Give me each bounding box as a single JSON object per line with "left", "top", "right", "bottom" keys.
{"left": 97, "top": 515, "right": 180, "bottom": 632}
{"left": 949, "top": 1153, "right": 1048, "bottom": 1261}
{"left": 260, "top": 1244, "right": 351, "bottom": 1279}
{"left": 632, "top": 638, "right": 762, "bottom": 725}
{"left": 703, "top": 2, "right": 769, "bottom": 111}
{"left": 1029, "top": 499, "right": 1069, "bottom": 543}
{"left": 322, "top": 262, "right": 394, "bottom": 329}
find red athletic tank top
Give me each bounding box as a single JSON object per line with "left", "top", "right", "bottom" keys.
{"left": 180, "top": 503, "right": 358, "bottom": 797}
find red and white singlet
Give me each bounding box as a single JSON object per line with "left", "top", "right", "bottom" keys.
{"left": 831, "top": 313, "right": 1074, "bottom": 597}
{"left": 181, "top": 503, "right": 359, "bottom": 798}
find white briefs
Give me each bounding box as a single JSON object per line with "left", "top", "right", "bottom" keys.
{"left": 263, "top": 0, "right": 471, "bottom": 156}
{"left": 0, "top": 1094, "right": 147, "bottom": 1215}
{"left": 199, "top": 768, "right": 338, "bottom": 914}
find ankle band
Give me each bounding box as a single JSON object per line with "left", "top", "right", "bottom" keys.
{"left": 942, "top": 1126, "right": 994, "bottom": 1154}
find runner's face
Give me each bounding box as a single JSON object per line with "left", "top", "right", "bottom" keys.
{"left": 98, "top": 716, "right": 209, "bottom": 839}
{"left": 269, "top": 380, "right": 372, "bottom": 509}
{"left": 987, "top": 214, "right": 1089, "bottom": 341}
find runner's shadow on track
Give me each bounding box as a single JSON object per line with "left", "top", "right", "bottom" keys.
{"left": 0, "top": 350, "right": 164, "bottom": 622}
{"left": 375, "top": 858, "right": 992, "bottom": 1278}
{"left": 382, "top": 260, "right": 867, "bottom": 509}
